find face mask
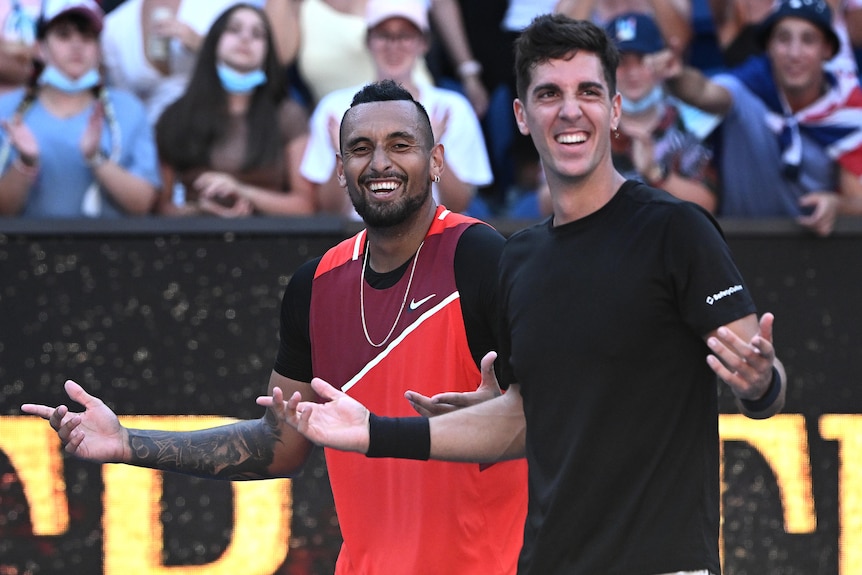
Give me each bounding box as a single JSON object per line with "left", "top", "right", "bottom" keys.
{"left": 38, "top": 65, "right": 101, "bottom": 93}
{"left": 39, "top": 66, "right": 102, "bottom": 94}
{"left": 216, "top": 63, "right": 266, "bottom": 93}
{"left": 620, "top": 85, "right": 664, "bottom": 115}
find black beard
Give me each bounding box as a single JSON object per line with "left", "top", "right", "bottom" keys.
{"left": 351, "top": 180, "right": 431, "bottom": 228}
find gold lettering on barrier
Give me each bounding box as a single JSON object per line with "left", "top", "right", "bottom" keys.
{"left": 0, "top": 415, "right": 292, "bottom": 574}
{"left": 720, "top": 414, "right": 816, "bottom": 533}
{"left": 104, "top": 416, "right": 292, "bottom": 575}
{"left": 0, "top": 417, "right": 69, "bottom": 535}
{"left": 820, "top": 415, "right": 862, "bottom": 575}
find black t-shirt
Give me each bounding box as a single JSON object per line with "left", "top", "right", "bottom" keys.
{"left": 499, "top": 181, "right": 755, "bottom": 575}
{"left": 274, "top": 223, "right": 505, "bottom": 383}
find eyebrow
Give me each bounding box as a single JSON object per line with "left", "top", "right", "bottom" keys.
{"left": 532, "top": 80, "right": 607, "bottom": 95}
{"left": 344, "top": 131, "right": 419, "bottom": 148}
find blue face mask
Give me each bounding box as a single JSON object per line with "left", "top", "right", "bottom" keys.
{"left": 38, "top": 65, "right": 101, "bottom": 93}
{"left": 216, "top": 63, "right": 267, "bottom": 93}
{"left": 620, "top": 85, "right": 664, "bottom": 115}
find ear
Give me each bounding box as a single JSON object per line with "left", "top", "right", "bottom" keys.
{"left": 429, "top": 142, "right": 444, "bottom": 181}
{"left": 335, "top": 154, "right": 347, "bottom": 188}
{"left": 513, "top": 99, "right": 530, "bottom": 136}
{"left": 610, "top": 92, "right": 622, "bottom": 132}
{"left": 36, "top": 40, "right": 49, "bottom": 64}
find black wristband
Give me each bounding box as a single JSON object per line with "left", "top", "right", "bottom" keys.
{"left": 740, "top": 366, "right": 781, "bottom": 412}
{"left": 366, "top": 414, "right": 430, "bottom": 460}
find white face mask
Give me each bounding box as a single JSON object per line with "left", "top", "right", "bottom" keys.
{"left": 620, "top": 85, "right": 664, "bottom": 115}
{"left": 38, "top": 64, "right": 101, "bottom": 92}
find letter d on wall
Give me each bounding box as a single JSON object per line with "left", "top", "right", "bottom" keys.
{"left": 104, "top": 416, "right": 291, "bottom": 575}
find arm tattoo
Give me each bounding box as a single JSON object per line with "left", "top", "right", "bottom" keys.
{"left": 127, "top": 414, "right": 283, "bottom": 480}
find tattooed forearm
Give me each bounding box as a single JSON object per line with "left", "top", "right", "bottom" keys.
{"left": 127, "top": 416, "right": 283, "bottom": 480}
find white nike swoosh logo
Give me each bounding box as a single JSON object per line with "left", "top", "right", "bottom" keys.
{"left": 409, "top": 294, "right": 436, "bottom": 310}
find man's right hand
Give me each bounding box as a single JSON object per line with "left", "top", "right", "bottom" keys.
{"left": 21, "top": 380, "right": 129, "bottom": 463}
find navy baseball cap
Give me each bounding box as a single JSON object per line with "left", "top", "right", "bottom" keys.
{"left": 758, "top": 0, "right": 840, "bottom": 58}
{"left": 605, "top": 12, "right": 665, "bottom": 55}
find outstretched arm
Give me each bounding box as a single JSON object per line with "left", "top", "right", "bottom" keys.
{"left": 260, "top": 352, "right": 527, "bottom": 462}
{"left": 22, "top": 371, "right": 317, "bottom": 479}
{"left": 706, "top": 312, "right": 786, "bottom": 419}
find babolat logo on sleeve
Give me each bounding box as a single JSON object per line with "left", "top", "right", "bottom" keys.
{"left": 706, "top": 284, "right": 743, "bottom": 305}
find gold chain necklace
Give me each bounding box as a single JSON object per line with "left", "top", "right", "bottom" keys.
{"left": 360, "top": 240, "right": 425, "bottom": 348}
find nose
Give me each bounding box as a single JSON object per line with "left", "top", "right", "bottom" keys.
{"left": 369, "top": 144, "right": 392, "bottom": 172}
{"left": 558, "top": 94, "right": 583, "bottom": 120}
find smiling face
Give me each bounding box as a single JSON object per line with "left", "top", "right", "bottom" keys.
{"left": 767, "top": 16, "right": 832, "bottom": 103}
{"left": 513, "top": 51, "right": 620, "bottom": 185}
{"left": 216, "top": 7, "right": 269, "bottom": 73}
{"left": 366, "top": 17, "right": 426, "bottom": 82}
{"left": 337, "top": 99, "right": 441, "bottom": 228}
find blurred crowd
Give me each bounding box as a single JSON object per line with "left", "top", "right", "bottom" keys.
{"left": 0, "top": 0, "right": 860, "bottom": 235}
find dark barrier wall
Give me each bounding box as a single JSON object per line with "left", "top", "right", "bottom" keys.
{"left": 1, "top": 217, "right": 861, "bottom": 575}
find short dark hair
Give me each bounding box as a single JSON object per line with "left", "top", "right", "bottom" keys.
{"left": 514, "top": 14, "right": 619, "bottom": 101}
{"left": 342, "top": 79, "right": 434, "bottom": 151}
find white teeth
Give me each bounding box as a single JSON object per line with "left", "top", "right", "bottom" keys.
{"left": 368, "top": 181, "right": 399, "bottom": 192}
{"left": 557, "top": 133, "right": 587, "bottom": 144}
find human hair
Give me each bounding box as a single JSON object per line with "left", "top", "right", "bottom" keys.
{"left": 514, "top": 14, "right": 619, "bottom": 101}
{"left": 156, "top": 3, "right": 286, "bottom": 171}
{"left": 341, "top": 79, "right": 434, "bottom": 151}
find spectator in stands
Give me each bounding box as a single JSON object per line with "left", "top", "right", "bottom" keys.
{"left": 710, "top": 0, "right": 861, "bottom": 74}
{"left": 155, "top": 3, "right": 314, "bottom": 217}
{"left": 707, "top": 0, "right": 778, "bottom": 68}
{"left": 300, "top": 0, "right": 490, "bottom": 217}
{"left": 0, "top": 0, "right": 40, "bottom": 94}
{"left": 296, "top": 0, "right": 426, "bottom": 107}
{"left": 560, "top": 0, "right": 693, "bottom": 50}
{"left": 0, "top": 0, "right": 159, "bottom": 218}
{"left": 607, "top": 11, "right": 719, "bottom": 213}
{"left": 100, "top": 0, "right": 240, "bottom": 125}
{"left": 294, "top": 0, "right": 483, "bottom": 112}
{"left": 663, "top": 0, "right": 862, "bottom": 236}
